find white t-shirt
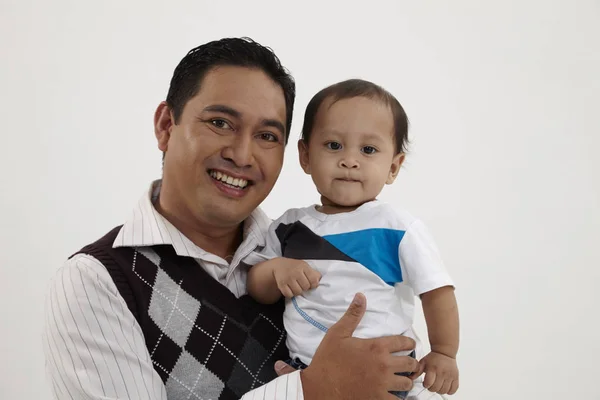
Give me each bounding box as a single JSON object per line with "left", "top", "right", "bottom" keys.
{"left": 247, "top": 200, "right": 454, "bottom": 364}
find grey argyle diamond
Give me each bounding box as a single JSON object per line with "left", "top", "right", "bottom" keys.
{"left": 149, "top": 269, "right": 201, "bottom": 347}
{"left": 166, "top": 351, "right": 225, "bottom": 400}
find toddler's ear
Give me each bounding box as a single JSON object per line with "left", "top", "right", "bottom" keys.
{"left": 386, "top": 153, "right": 405, "bottom": 184}
{"left": 298, "top": 140, "right": 311, "bottom": 174}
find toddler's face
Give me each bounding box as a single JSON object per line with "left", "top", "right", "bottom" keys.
{"left": 299, "top": 96, "right": 404, "bottom": 209}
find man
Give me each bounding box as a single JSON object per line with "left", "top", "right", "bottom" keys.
{"left": 43, "top": 37, "right": 419, "bottom": 400}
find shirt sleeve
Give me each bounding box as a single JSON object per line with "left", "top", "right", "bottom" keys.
{"left": 245, "top": 218, "right": 284, "bottom": 265}
{"left": 399, "top": 219, "right": 454, "bottom": 295}
{"left": 42, "top": 254, "right": 167, "bottom": 400}
{"left": 240, "top": 371, "right": 304, "bottom": 399}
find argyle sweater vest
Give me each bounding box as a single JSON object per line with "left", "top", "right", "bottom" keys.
{"left": 72, "top": 226, "right": 288, "bottom": 400}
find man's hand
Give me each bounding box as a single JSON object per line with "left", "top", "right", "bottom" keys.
{"left": 418, "top": 351, "right": 459, "bottom": 395}
{"left": 273, "top": 259, "right": 321, "bottom": 298}
{"left": 294, "top": 293, "right": 419, "bottom": 400}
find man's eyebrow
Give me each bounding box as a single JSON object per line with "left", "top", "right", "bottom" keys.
{"left": 262, "top": 118, "right": 285, "bottom": 134}
{"left": 202, "top": 104, "right": 241, "bottom": 118}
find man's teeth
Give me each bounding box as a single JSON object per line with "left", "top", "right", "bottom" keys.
{"left": 210, "top": 170, "right": 248, "bottom": 188}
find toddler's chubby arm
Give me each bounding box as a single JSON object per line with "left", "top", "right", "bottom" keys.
{"left": 247, "top": 257, "right": 322, "bottom": 304}
{"left": 417, "top": 286, "right": 460, "bottom": 395}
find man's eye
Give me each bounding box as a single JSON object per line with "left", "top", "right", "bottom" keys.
{"left": 211, "top": 119, "right": 232, "bottom": 130}
{"left": 362, "top": 146, "right": 377, "bottom": 154}
{"left": 326, "top": 142, "right": 342, "bottom": 150}
{"left": 258, "top": 133, "right": 279, "bottom": 142}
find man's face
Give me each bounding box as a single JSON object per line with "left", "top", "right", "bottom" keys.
{"left": 156, "top": 66, "right": 287, "bottom": 228}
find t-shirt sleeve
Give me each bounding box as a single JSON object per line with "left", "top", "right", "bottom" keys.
{"left": 399, "top": 219, "right": 454, "bottom": 295}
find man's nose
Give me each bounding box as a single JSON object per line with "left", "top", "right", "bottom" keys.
{"left": 222, "top": 134, "right": 254, "bottom": 168}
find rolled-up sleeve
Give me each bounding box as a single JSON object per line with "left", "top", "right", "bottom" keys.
{"left": 240, "top": 370, "right": 303, "bottom": 399}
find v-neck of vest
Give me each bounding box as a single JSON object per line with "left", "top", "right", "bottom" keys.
{"left": 151, "top": 244, "right": 274, "bottom": 328}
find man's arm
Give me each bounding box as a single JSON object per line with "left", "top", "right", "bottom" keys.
{"left": 43, "top": 254, "right": 167, "bottom": 399}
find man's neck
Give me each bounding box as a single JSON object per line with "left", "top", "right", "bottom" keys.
{"left": 155, "top": 199, "right": 243, "bottom": 260}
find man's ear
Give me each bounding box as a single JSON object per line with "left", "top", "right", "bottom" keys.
{"left": 298, "top": 139, "right": 311, "bottom": 174}
{"left": 154, "top": 101, "right": 174, "bottom": 152}
{"left": 386, "top": 153, "right": 405, "bottom": 184}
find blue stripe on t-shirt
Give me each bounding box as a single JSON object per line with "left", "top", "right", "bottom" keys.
{"left": 323, "top": 228, "right": 405, "bottom": 285}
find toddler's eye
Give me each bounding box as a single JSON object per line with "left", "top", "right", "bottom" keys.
{"left": 362, "top": 146, "right": 377, "bottom": 154}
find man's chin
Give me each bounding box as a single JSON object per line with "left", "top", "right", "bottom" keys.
{"left": 202, "top": 181, "right": 270, "bottom": 224}
{"left": 203, "top": 201, "right": 256, "bottom": 227}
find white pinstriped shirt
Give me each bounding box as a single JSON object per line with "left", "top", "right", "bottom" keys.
{"left": 42, "top": 180, "right": 303, "bottom": 399}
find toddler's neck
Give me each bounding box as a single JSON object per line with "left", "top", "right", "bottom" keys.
{"left": 317, "top": 196, "right": 374, "bottom": 215}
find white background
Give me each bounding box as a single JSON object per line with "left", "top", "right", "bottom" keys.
{"left": 1, "top": 1, "right": 599, "bottom": 399}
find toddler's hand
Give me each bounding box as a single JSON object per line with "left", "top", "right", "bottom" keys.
{"left": 419, "top": 351, "right": 459, "bottom": 395}
{"left": 273, "top": 258, "right": 321, "bottom": 298}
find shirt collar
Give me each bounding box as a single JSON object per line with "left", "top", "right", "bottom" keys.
{"left": 113, "top": 180, "right": 271, "bottom": 261}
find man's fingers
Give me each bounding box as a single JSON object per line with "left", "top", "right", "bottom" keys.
{"left": 372, "top": 335, "right": 416, "bottom": 355}
{"left": 389, "top": 354, "right": 420, "bottom": 376}
{"left": 274, "top": 360, "right": 297, "bottom": 376}
{"left": 327, "top": 293, "right": 366, "bottom": 338}
{"left": 388, "top": 374, "right": 414, "bottom": 393}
